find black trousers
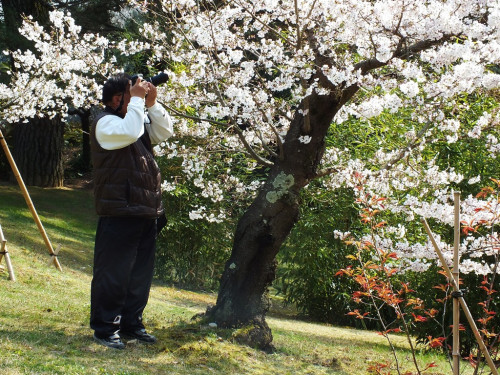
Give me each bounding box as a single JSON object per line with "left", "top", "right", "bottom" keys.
{"left": 90, "top": 216, "right": 156, "bottom": 337}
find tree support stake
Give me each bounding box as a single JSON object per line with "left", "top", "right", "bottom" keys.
{"left": 422, "top": 216, "right": 498, "bottom": 375}
{"left": 0, "top": 225, "right": 16, "bottom": 281}
{"left": 0, "top": 129, "right": 62, "bottom": 271}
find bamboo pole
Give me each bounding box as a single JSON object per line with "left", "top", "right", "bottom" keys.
{"left": 453, "top": 192, "right": 460, "bottom": 375}
{"left": 422, "top": 218, "right": 498, "bottom": 375}
{"left": 0, "top": 225, "right": 16, "bottom": 281}
{"left": 0, "top": 129, "right": 62, "bottom": 271}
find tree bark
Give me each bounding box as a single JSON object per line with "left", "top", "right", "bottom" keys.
{"left": 68, "top": 108, "right": 92, "bottom": 172}
{"left": 1, "top": 0, "right": 66, "bottom": 187}
{"left": 206, "top": 90, "right": 349, "bottom": 349}
{"left": 11, "top": 117, "right": 65, "bottom": 187}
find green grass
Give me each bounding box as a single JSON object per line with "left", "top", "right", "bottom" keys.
{"left": 0, "top": 182, "right": 476, "bottom": 374}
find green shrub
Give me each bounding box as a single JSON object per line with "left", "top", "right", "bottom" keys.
{"left": 275, "top": 186, "right": 363, "bottom": 326}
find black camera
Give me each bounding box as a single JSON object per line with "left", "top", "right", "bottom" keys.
{"left": 130, "top": 72, "right": 169, "bottom": 87}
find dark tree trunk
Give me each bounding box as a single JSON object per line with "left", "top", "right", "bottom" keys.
{"left": 69, "top": 108, "right": 92, "bottom": 172}
{"left": 1, "top": 0, "right": 65, "bottom": 187}
{"left": 11, "top": 117, "right": 65, "bottom": 187}
{"left": 207, "top": 90, "right": 351, "bottom": 349}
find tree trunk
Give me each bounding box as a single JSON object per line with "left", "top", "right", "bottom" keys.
{"left": 207, "top": 91, "right": 347, "bottom": 349}
{"left": 2, "top": 0, "right": 65, "bottom": 187}
{"left": 11, "top": 117, "right": 65, "bottom": 187}
{"left": 69, "top": 108, "right": 92, "bottom": 172}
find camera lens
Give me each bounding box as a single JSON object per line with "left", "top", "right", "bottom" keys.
{"left": 131, "top": 72, "right": 169, "bottom": 87}
{"left": 149, "top": 73, "right": 169, "bottom": 86}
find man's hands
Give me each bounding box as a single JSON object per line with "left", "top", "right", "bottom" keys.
{"left": 129, "top": 77, "right": 157, "bottom": 108}
{"left": 145, "top": 82, "right": 157, "bottom": 108}
{"left": 129, "top": 77, "right": 149, "bottom": 98}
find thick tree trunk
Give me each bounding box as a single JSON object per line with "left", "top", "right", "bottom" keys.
{"left": 207, "top": 91, "right": 346, "bottom": 349}
{"left": 11, "top": 117, "right": 65, "bottom": 187}
{"left": 2, "top": 0, "right": 64, "bottom": 187}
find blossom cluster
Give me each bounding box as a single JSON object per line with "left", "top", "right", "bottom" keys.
{"left": 0, "top": 11, "right": 114, "bottom": 123}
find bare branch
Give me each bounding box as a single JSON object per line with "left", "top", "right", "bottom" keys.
{"left": 304, "top": 0, "right": 319, "bottom": 23}
{"left": 231, "top": 121, "right": 274, "bottom": 166}
{"left": 380, "top": 121, "right": 433, "bottom": 171}
{"left": 255, "top": 128, "right": 278, "bottom": 159}
{"left": 232, "top": 0, "right": 297, "bottom": 48}
{"left": 256, "top": 106, "right": 284, "bottom": 160}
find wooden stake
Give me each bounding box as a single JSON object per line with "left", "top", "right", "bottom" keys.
{"left": 0, "top": 129, "right": 62, "bottom": 271}
{"left": 452, "top": 192, "right": 460, "bottom": 375}
{"left": 422, "top": 218, "right": 498, "bottom": 375}
{"left": 0, "top": 225, "right": 16, "bottom": 281}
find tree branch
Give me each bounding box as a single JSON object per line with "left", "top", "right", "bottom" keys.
{"left": 255, "top": 128, "right": 278, "bottom": 159}
{"left": 161, "top": 102, "right": 274, "bottom": 167}
{"left": 231, "top": 122, "right": 274, "bottom": 167}
{"left": 256, "top": 106, "right": 284, "bottom": 160}
{"left": 380, "top": 121, "right": 433, "bottom": 171}
{"left": 355, "top": 34, "right": 456, "bottom": 75}
{"left": 161, "top": 102, "right": 229, "bottom": 127}
{"left": 232, "top": 0, "right": 297, "bottom": 48}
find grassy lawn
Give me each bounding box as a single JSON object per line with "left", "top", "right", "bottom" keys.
{"left": 0, "top": 182, "right": 475, "bottom": 374}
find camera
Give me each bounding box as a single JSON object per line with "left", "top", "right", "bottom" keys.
{"left": 130, "top": 72, "right": 169, "bottom": 87}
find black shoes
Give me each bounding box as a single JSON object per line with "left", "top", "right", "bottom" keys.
{"left": 120, "top": 328, "right": 157, "bottom": 344}
{"left": 93, "top": 332, "right": 125, "bottom": 350}
{"left": 93, "top": 329, "right": 156, "bottom": 349}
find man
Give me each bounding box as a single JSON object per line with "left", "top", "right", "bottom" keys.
{"left": 90, "top": 73, "right": 173, "bottom": 349}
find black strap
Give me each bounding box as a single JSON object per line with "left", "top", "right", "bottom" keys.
{"left": 451, "top": 289, "right": 466, "bottom": 299}
{"left": 140, "top": 129, "right": 153, "bottom": 154}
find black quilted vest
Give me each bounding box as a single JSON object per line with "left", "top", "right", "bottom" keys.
{"left": 90, "top": 109, "right": 164, "bottom": 218}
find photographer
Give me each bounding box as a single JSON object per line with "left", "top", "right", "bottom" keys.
{"left": 89, "top": 73, "right": 173, "bottom": 349}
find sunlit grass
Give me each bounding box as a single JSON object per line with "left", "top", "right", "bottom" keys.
{"left": 0, "top": 183, "right": 475, "bottom": 374}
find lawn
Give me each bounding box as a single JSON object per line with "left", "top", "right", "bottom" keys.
{"left": 0, "top": 182, "right": 475, "bottom": 374}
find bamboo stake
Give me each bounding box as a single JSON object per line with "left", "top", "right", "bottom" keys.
{"left": 0, "top": 225, "right": 16, "bottom": 281}
{"left": 422, "top": 218, "right": 498, "bottom": 375}
{"left": 0, "top": 129, "right": 62, "bottom": 271}
{"left": 453, "top": 192, "right": 460, "bottom": 375}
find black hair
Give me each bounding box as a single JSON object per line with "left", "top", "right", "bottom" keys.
{"left": 101, "top": 73, "right": 131, "bottom": 104}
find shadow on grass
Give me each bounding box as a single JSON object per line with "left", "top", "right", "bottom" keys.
{"left": 0, "top": 322, "right": 278, "bottom": 375}
{"left": 0, "top": 183, "right": 96, "bottom": 273}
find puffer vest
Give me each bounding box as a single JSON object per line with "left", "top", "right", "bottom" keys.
{"left": 90, "top": 109, "right": 164, "bottom": 218}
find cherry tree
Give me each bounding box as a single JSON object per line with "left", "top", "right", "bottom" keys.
{"left": 131, "top": 0, "right": 500, "bottom": 348}
{"left": 2, "top": 1, "right": 500, "bottom": 349}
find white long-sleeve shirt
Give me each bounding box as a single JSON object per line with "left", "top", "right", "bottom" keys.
{"left": 95, "top": 96, "right": 173, "bottom": 150}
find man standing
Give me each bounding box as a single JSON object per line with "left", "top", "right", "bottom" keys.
{"left": 90, "top": 73, "right": 173, "bottom": 349}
